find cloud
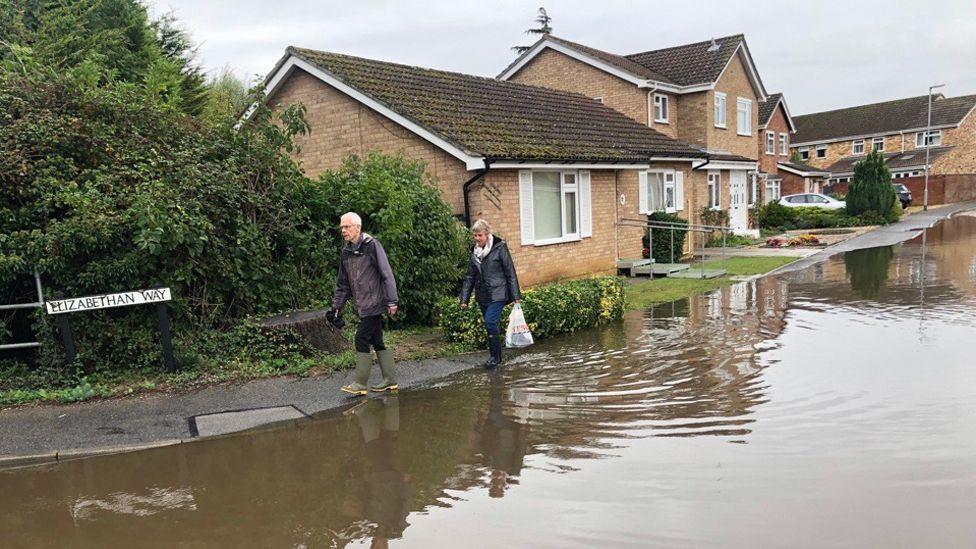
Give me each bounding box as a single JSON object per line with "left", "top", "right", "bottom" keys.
{"left": 146, "top": 0, "right": 976, "bottom": 113}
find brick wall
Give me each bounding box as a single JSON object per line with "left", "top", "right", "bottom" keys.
{"left": 759, "top": 103, "right": 791, "bottom": 174}
{"left": 676, "top": 92, "right": 709, "bottom": 148}
{"left": 267, "top": 68, "right": 471, "bottom": 212}
{"left": 468, "top": 168, "right": 645, "bottom": 286}
{"left": 507, "top": 48, "right": 663, "bottom": 133}
{"left": 708, "top": 53, "right": 760, "bottom": 158}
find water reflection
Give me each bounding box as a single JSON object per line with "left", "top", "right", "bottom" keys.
{"left": 4, "top": 215, "right": 976, "bottom": 547}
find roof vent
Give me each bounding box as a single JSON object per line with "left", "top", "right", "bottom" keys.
{"left": 707, "top": 38, "right": 720, "bottom": 52}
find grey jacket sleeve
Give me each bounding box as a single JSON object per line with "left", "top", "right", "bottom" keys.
{"left": 371, "top": 239, "right": 399, "bottom": 305}
{"left": 499, "top": 243, "right": 522, "bottom": 301}
{"left": 332, "top": 257, "right": 351, "bottom": 311}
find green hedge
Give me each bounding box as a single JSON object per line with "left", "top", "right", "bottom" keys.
{"left": 756, "top": 202, "right": 876, "bottom": 231}
{"left": 642, "top": 211, "right": 687, "bottom": 263}
{"left": 434, "top": 276, "right": 625, "bottom": 349}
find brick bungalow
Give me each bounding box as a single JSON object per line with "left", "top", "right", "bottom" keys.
{"left": 496, "top": 34, "right": 766, "bottom": 235}
{"left": 259, "top": 47, "right": 732, "bottom": 286}
{"left": 791, "top": 93, "right": 976, "bottom": 203}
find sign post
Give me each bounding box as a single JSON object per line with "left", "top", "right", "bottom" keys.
{"left": 45, "top": 288, "right": 175, "bottom": 372}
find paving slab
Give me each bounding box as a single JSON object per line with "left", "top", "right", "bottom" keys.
{"left": 668, "top": 268, "right": 726, "bottom": 279}
{"left": 191, "top": 405, "right": 307, "bottom": 437}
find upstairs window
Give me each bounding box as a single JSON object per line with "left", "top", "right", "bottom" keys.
{"left": 915, "top": 130, "right": 942, "bottom": 147}
{"left": 654, "top": 94, "right": 669, "bottom": 123}
{"left": 852, "top": 139, "right": 865, "bottom": 155}
{"left": 737, "top": 98, "right": 752, "bottom": 136}
{"left": 799, "top": 147, "right": 810, "bottom": 161}
{"left": 765, "top": 131, "right": 775, "bottom": 154}
{"left": 816, "top": 145, "right": 827, "bottom": 158}
{"left": 714, "top": 92, "right": 727, "bottom": 128}
{"left": 780, "top": 133, "right": 788, "bottom": 155}
{"left": 872, "top": 137, "right": 885, "bottom": 152}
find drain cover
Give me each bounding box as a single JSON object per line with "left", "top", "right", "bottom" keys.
{"left": 189, "top": 405, "right": 307, "bottom": 438}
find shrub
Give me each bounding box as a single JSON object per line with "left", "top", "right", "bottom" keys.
{"left": 642, "top": 212, "right": 687, "bottom": 263}
{"left": 311, "top": 153, "right": 470, "bottom": 325}
{"left": 435, "top": 276, "right": 625, "bottom": 348}
{"left": 847, "top": 150, "right": 895, "bottom": 217}
{"left": 756, "top": 201, "right": 797, "bottom": 229}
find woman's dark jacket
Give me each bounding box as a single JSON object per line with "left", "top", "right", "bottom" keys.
{"left": 460, "top": 237, "right": 522, "bottom": 306}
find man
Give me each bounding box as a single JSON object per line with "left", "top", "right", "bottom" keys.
{"left": 331, "top": 212, "right": 399, "bottom": 395}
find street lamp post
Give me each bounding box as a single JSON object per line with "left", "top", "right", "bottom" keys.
{"left": 923, "top": 84, "right": 945, "bottom": 211}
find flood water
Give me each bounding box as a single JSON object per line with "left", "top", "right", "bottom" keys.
{"left": 4, "top": 214, "right": 976, "bottom": 548}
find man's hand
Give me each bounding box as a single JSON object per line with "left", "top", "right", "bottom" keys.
{"left": 388, "top": 304, "right": 398, "bottom": 317}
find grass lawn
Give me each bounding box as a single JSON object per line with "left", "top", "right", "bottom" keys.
{"left": 624, "top": 255, "right": 796, "bottom": 310}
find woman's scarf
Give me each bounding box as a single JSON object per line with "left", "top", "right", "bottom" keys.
{"left": 473, "top": 233, "right": 494, "bottom": 263}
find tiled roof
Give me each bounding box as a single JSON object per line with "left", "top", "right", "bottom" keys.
{"left": 825, "top": 147, "right": 953, "bottom": 175}
{"left": 625, "top": 34, "right": 745, "bottom": 86}
{"left": 709, "top": 153, "right": 758, "bottom": 163}
{"left": 286, "top": 47, "right": 706, "bottom": 163}
{"left": 793, "top": 95, "right": 976, "bottom": 144}
{"left": 759, "top": 93, "right": 783, "bottom": 126}
{"left": 537, "top": 36, "right": 673, "bottom": 83}
{"left": 777, "top": 160, "right": 829, "bottom": 175}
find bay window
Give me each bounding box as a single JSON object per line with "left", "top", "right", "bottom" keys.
{"left": 519, "top": 170, "right": 592, "bottom": 246}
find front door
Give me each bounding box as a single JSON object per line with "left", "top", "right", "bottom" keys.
{"left": 729, "top": 171, "right": 748, "bottom": 234}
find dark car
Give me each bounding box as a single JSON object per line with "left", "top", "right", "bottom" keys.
{"left": 893, "top": 183, "right": 912, "bottom": 209}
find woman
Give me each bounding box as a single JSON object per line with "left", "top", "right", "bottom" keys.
{"left": 460, "top": 219, "right": 522, "bottom": 368}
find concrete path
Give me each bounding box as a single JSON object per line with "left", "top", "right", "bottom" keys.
{"left": 0, "top": 353, "right": 487, "bottom": 467}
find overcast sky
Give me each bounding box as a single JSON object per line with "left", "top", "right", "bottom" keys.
{"left": 146, "top": 0, "right": 976, "bottom": 115}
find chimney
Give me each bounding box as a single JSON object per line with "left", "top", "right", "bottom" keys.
{"left": 707, "top": 38, "right": 720, "bottom": 52}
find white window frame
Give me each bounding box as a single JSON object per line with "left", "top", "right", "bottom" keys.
{"left": 736, "top": 98, "right": 752, "bottom": 136}
{"left": 799, "top": 146, "right": 810, "bottom": 160}
{"left": 641, "top": 169, "right": 683, "bottom": 214}
{"left": 779, "top": 133, "right": 788, "bottom": 156}
{"left": 654, "top": 93, "right": 669, "bottom": 123}
{"left": 816, "top": 145, "right": 827, "bottom": 158}
{"left": 852, "top": 139, "right": 865, "bottom": 155}
{"left": 707, "top": 171, "right": 721, "bottom": 210}
{"left": 915, "top": 130, "right": 942, "bottom": 147}
{"left": 527, "top": 170, "right": 582, "bottom": 247}
{"left": 593, "top": 96, "right": 603, "bottom": 104}
{"left": 765, "top": 131, "right": 775, "bottom": 154}
{"left": 872, "top": 137, "right": 885, "bottom": 152}
{"left": 765, "top": 179, "right": 781, "bottom": 204}
{"left": 714, "top": 92, "right": 727, "bottom": 128}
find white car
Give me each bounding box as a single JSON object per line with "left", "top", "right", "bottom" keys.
{"left": 779, "top": 193, "right": 846, "bottom": 210}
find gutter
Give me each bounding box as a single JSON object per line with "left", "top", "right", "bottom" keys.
{"left": 645, "top": 85, "right": 659, "bottom": 127}
{"left": 462, "top": 160, "right": 491, "bottom": 226}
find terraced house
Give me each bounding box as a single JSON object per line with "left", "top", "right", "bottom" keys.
{"left": 792, "top": 93, "right": 976, "bottom": 203}
{"left": 260, "top": 47, "right": 718, "bottom": 286}
{"left": 498, "top": 34, "right": 772, "bottom": 235}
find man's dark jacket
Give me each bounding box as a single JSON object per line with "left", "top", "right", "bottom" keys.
{"left": 460, "top": 237, "right": 522, "bottom": 306}
{"left": 333, "top": 233, "right": 398, "bottom": 317}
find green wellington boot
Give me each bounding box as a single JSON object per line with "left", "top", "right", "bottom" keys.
{"left": 341, "top": 352, "right": 372, "bottom": 396}
{"left": 371, "top": 349, "right": 399, "bottom": 392}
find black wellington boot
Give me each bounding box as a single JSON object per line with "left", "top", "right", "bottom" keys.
{"left": 485, "top": 334, "right": 503, "bottom": 369}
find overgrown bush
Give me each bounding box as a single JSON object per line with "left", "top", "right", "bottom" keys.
{"left": 756, "top": 203, "right": 869, "bottom": 231}
{"left": 0, "top": 71, "right": 467, "bottom": 377}
{"left": 642, "top": 212, "right": 687, "bottom": 263}
{"left": 847, "top": 150, "right": 896, "bottom": 219}
{"left": 435, "top": 277, "right": 625, "bottom": 349}
{"left": 312, "top": 153, "right": 469, "bottom": 325}
{"left": 756, "top": 201, "right": 797, "bottom": 228}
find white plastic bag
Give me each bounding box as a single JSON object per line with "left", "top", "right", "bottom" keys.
{"left": 505, "top": 304, "right": 534, "bottom": 348}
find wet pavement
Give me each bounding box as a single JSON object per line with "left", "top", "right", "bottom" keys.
{"left": 4, "top": 213, "right": 976, "bottom": 547}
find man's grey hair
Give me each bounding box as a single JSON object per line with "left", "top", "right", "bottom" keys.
{"left": 470, "top": 219, "right": 491, "bottom": 234}
{"left": 341, "top": 212, "right": 362, "bottom": 227}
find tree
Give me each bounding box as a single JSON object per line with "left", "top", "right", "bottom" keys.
{"left": 846, "top": 150, "right": 895, "bottom": 219}
{"left": 511, "top": 7, "right": 552, "bottom": 54}
{"left": 790, "top": 150, "right": 803, "bottom": 164}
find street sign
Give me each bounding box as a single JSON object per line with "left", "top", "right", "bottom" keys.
{"left": 45, "top": 288, "right": 171, "bottom": 315}
{"left": 44, "top": 287, "right": 176, "bottom": 373}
